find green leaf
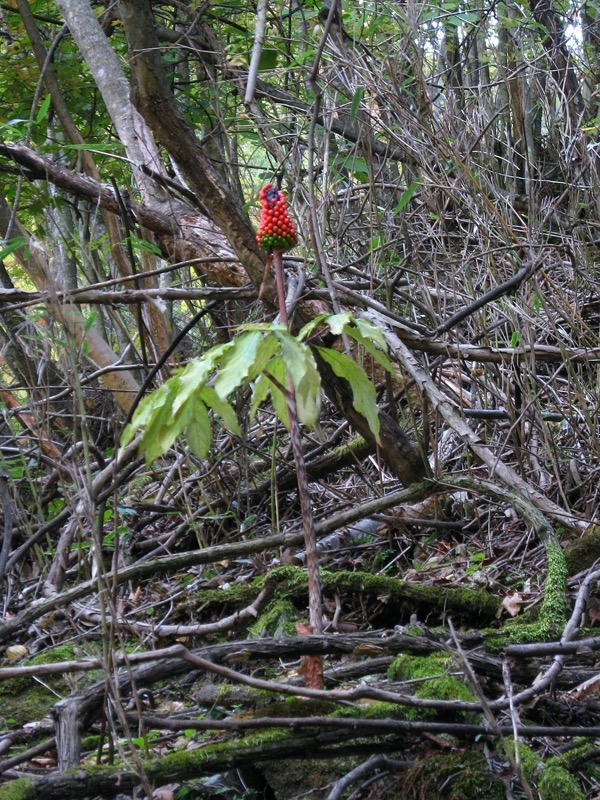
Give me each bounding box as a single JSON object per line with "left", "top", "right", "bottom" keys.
{"left": 260, "top": 357, "right": 290, "bottom": 429}
{"left": 446, "top": 11, "right": 478, "bottom": 25}
{"left": 352, "top": 318, "right": 388, "bottom": 350}
{"left": 198, "top": 386, "right": 241, "bottom": 436}
{"left": 280, "top": 336, "right": 321, "bottom": 428}
{"left": 350, "top": 157, "right": 369, "bottom": 181}
{"left": 185, "top": 397, "right": 211, "bottom": 460}
{"left": 510, "top": 330, "right": 521, "bottom": 347}
{"left": 0, "top": 237, "right": 26, "bottom": 262}
{"left": 120, "top": 422, "right": 138, "bottom": 449}
{"left": 258, "top": 48, "right": 278, "bottom": 70}
{"left": 246, "top": 332, "right": 281, "bottom": 381}
{"left": 324, "top": 312, "right": 352, "bottom": 336}
{"left": 173, "top": 345, "right": 230, "bottom": 414}
{"left": 214, "top": 331, "right": 263, "bottom": 399}
{"left": 349, "top": 86, "right": 365, "bottom": 124}
{"left": 315, "top": 346, "right": 381, "bottom": 442}
{"left": 35, "top": 95, "right": 52, "bottom": 125}
{"left": 140, "top": 381, "right": 188, "bottom": 463}
{"left": 345, "top": 320, "right": 394, "bottom": 372}
{"left": 392, "top": 179, "right": 420, "bottom": 213}
{"left": 121, "top": 381, "right": 174, "bottom": 447}
{"left": 249, "top": 372, "right": 271, "bottom": 421}
{"left": 84, "top": 311, "right": 98, "bottom": 332}
{"left": 348, "top": 331, "right": 393, "bottom": 372}
{"left": 128, "top": 234, "right": 162, "bottom": 255}
{"left": 4, "top": 118, "right": 28, "bottom": 127}
{"left": 140, "top": 402, "right": 173, "bottom": 464}
{"left": 238, "top": 322, "right": 287, "bottom": 333}
{"left": 296, "top": 314, "right": 328, "bottom": 341}
{"left": 330, "top": 153, "right": 369, "bottom": 178}
{"left": 319, "top": 314, "right": 394, "bottom": 373}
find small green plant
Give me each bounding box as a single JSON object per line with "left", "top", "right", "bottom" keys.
{"left": 466, "top": 551, "right": 486, "bottom": 576}
{"left": 121, "top": 306, "right": 392, "bottom": 672}
{"left": 132, "top": 730, "right": 160, "bottom": 749}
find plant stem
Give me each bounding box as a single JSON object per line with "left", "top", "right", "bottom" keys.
{"left": 272, "top": 250, "right": 322, "bottom": 635}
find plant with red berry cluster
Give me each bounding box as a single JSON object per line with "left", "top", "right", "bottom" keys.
{"left": 255, "top": 182, "right": 323, "bottom": 678}
{"left": 256, "top": 183, "right": 298, "bottom": 253}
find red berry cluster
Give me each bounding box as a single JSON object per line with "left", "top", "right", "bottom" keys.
{"left": 256, "top": 183, "right": 298, "bottom": 253}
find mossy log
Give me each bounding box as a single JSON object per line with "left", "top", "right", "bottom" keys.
{"left": 403, "top": 752, "right": 505, "bottom": 800}
{"left": 0, "top": 731, "right": 407, "bottom": 800}
{"left": 565, "top": 525, "right": 600, "bottom": 575}
{"left": 191, "top": 566, "right": 501, "bottom": 623}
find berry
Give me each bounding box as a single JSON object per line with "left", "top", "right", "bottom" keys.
{"left": 256, "top": 184, "right": 298, "bottom": 253}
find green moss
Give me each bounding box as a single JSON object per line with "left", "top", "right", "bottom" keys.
{"left": 0, "top": 777, "right": 36, "bottom": 799}
{"left": 125, "top": 473, "right": 153, "bottom": 502}
{"left": 25, "top": 644, "right": 77, "bottom": 665}
{"left": 403, "top": 752, "right": 504, "bottom": 800}
{"left": 248, "top": 599, "right": 297, "bottom": 638}
{"left": 192, "top": 681, "right": 272, "bottom": 711}
{"left": 406, "top": 625, "right": 425, "bottom": 636}
{"left": 0, "top": 686, "right": 54, "bottom": 724}
{"left": 263, "top": 566, "right": 309, "bottom": 593}
{"left": 565, "top": 525, "right": 600, "bottom": 575}
{"left": 487, "top": 540, "right": 568, "bottom": 649}
{"left": 336, "top": 700, "right": 401, "bottom": 720}
{"left": 504, "top": 740, "right": 544, "bottom": 795}
{"left": 417, "top": 674, "right": 473, "bottom": 703}
{"left": 539, "top": 541, "right": 568, "bottom": 632}
{"left": 388, "top": 654, "right": 474, "bottom": 702}
{"left": 508, "top": 741, "right": 539, "bottom": 778}
{"left": 538, "top": 764, "right": 585, "bottom": 800}
{"left": 213, "top": 682, "right": 238, "bottom": 705}
{"left": 0, "top": 643, "right": 102, "bottom": 725}
{"left": 261, "top": 566, "right": 499, "bottom": 618}
{"left": 81, "top": 734, "right": 101, "bottom": 751}
{"left": 508, "top": 741, "right": 586, "bottom": 800}
{"left": 193, "top": 583, "right": 256, "bottom": 608}
{"left": 386, "top": 654, "right": 474, "bottom": 721}
{"left": 147, "top": 728, "right": 294, "bottom": 779}
{"left": 322, "top": 570, "right": 499, "bottom": 617}
{"left": 388, "top": 654, "right": 450, "bottom": 682}
{"left": 187, "top": 566, "right": 500, "bottom": 626}
{"left": 263, "top": 697, "right": 339, "bottom": 718}
{"left": 261, "top": 753, "right": 363, "bottom": 800}
{"left": 547, "top": 740, "right": 598, "bottom": 775}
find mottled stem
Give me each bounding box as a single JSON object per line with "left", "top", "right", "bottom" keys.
{"left": 273, "top": 250, "right": 289, "bottom": 326}
{"left": 272, "top": 250, "right": 322, "bottom": 635}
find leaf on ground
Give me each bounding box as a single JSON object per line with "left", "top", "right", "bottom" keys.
{"left": 501, "top": 592, "right": 523, "bottom": 617}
